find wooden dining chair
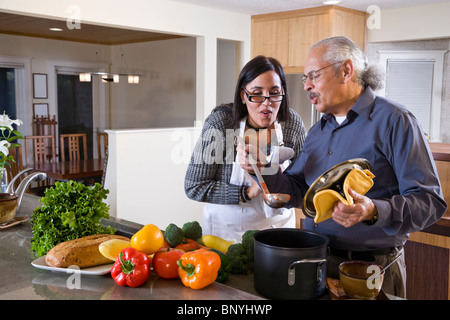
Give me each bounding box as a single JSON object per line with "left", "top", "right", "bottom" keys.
{"left": 97, "top": 132, "right": 108, "bottom": 159}
{"left": 5, "top": 145, "right": 25, "bottom": 192}
{"left": 24, "top": 135, "right": 57, "bottom": 196}
{"left": 33, "top": 115, "right": 58, "bottom": 161}
{"left": 33, "top": 115, "right": 57, "bottom": 137}
{"left": 60, "top": 133, "right": 88, "bottom": 161}
{"left": 24, "top": 135, "right": 57, "bottom": 166}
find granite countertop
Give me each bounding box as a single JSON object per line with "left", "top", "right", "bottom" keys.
{"left": 0, "top": 194, "right": 263, "bottom": 300}
{"left": 2, "top": 194, "right": 403, "bottom": 301}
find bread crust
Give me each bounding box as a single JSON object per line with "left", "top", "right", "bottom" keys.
{"left": 45, "top": 234, "right": 130, "bottom": 268}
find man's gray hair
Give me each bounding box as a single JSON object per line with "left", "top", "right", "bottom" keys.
{"left": 311, "top": 36, "right": 384, "bottom": 91}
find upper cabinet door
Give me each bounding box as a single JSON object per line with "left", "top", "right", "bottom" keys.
{"left": 251, "top": 19, "right": 289, "bottom": 67}
{"left": 288, "top": 13, "right": 330, "bottom": 69}
{"left": 251, "top": 5, "right": 366, "bottom": 74}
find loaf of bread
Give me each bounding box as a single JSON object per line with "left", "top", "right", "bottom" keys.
{"left": 45, "top": 234, "right": 130, "bottom": 268}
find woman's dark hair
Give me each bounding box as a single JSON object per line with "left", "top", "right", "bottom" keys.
{"left": 232, "top": 55, "right": 290, "bottom": 129}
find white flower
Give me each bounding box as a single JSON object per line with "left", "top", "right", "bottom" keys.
{"left": 0, "top": 113, "right": 23, "bottom": 171}
{"left": 0, "top": 140, "right": 10, "bottom": 157}
{"left": 0, "top": 114, "right": 22, "bottom": 131}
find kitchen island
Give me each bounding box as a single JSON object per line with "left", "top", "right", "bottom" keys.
{"left": 2, "top": 194, "right": 404, "bottom": 302}
{"left": 0, "top": 194, "right": 263, "bottom": 300}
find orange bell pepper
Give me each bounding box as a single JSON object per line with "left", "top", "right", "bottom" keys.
{"left": 177, "top": 248, "right": 221, "bottom": 289}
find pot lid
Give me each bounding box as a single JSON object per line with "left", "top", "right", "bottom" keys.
{"left": 302, "top": 158, "right": 372, "bottom": 219}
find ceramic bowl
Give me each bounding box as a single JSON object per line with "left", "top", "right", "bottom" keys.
{"left": 0, "top": 193, "right": 19, "bottom": 224}
{"left": 339, "top": 260, "right": 385, "bottom": 299}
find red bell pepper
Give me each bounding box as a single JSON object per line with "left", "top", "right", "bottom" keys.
{"left": 175, "top": 238, "right": 199, "bottom": 252}
{"left": 111, "top": 247, "right": 151, "bottom": 287}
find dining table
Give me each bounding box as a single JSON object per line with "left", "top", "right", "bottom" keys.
{"left": 30, "top": 158, "right": 106, "bottom": 181}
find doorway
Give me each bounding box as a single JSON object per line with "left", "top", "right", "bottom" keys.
{"left": 0, "top": 67, "right": 17, "bottom": 120}
{"left": 56, "top": 74, "right": 93, "bottom": 158}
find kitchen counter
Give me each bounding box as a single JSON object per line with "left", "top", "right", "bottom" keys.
{"left": 429, "top": 142, "right": 450, "bottom": 162}
{"left": 2, "top": 194, "right": 403, "bottom": 302}
{"left": 429, "top": 142, "right": 450, "bottom": 219}
{"left": 0, "top": 194, "right": 262, "bottom": 300}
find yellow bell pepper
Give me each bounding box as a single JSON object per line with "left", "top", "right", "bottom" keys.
{"left": 131, "top": 224, "right": 164, "bottom": 255}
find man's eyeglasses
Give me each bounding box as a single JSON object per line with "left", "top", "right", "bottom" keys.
{"left": 302, "top": 62, "right": 342, "bottom": 84}
{"left": 242, "top": 88, "right": 284, "bottom": 103}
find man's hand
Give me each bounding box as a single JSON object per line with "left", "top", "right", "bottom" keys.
{"left": 332, "top": 188, "right": 377, "bottom": 228}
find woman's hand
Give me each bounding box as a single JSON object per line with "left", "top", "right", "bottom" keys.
{"left": 247, "top": 180, "right": 263, "bottom": 199}
{"left": 236, "top": 143, "right": 266, "bottom": 174}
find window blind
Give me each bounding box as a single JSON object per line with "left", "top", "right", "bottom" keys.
{"left": 385, "top": 59, "right": 434, "bottom": 135}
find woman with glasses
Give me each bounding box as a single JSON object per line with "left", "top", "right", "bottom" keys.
{"left": 184, "top": 55, "right": 307, "bottom": 242}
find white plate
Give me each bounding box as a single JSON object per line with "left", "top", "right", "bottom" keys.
{"left": 31, "top": 256, "right": 113, "bottom": 275}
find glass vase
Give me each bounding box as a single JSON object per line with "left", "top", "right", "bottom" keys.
{"left": 0, "top": 167, "right": 8, "bottom": 193}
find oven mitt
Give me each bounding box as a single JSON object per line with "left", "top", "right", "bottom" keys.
{"left": 312, "top": 168, "right": 375, "bottom": 223}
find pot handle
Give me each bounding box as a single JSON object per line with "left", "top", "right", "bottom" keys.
{"left": 287, "top": 259, "right": 327, "bottom": 286}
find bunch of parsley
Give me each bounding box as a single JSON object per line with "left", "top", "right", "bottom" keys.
{"left": 30, "top": 180, "right": 115, "bottom": 257}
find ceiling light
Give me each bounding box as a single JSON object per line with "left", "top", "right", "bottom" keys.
{"left": 49, "top": 27, "right": 63, "bottom": 32}
{"left": 79, "top": 73, "right": 91, "bottom": 82}
{"left": 78, "top": 51, "right": 141, "bottom": 84}
{"left": 323, "top": 0, "right": 341, "bottom": 4}
{"left": 128, "top": 75, "right": 140, "bottom": 84}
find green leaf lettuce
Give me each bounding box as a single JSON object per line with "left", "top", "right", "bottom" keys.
{"left": 30, "top": 180, "right": 115, "bottom": 257}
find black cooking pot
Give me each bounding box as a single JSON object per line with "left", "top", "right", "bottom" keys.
{"left": 253, "top": 228, "right": 329, "bottom": 300}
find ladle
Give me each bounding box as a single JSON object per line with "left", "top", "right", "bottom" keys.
{"left": 237, "top": 137, "right": 290, "bottom": 208}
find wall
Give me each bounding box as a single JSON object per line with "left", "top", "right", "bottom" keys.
{"left": 366, "top": 2, "right": 450, "bottom": 43}
{"left": 365, "top": 39, "right": 450, "bottom": 143}
{"left": 216, "top": 39, "right": 237, "bottom": 106}
{"left": 104, "top": 127, "right": 204, "bottom": 229}
{"left": 109, "top": 38, "right": 197, "bottom": 129}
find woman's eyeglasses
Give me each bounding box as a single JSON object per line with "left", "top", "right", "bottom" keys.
{"left": 242, "top": 88, "right": 284, "bottom": 103}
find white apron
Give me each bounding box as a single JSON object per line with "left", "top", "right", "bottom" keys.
{"left": 202, "top": 118, "right": 296, "bottom": 242}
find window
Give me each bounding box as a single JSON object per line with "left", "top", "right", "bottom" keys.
{"left": 385, "top": 60, "right": 434, "bottom": 135}
{"left": 379, "top": 50, "right": 446, "bottom": 142}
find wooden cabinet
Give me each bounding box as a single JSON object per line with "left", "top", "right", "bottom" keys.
{"left": 404, "top": 143, "right": 450, "bottom": 300}
{"left": 251, "top": 5, "right": 366, "bottom": 73}
{"left": 405, "top": 221, "right": 450, "bottom": 300}
{"left": 430, "top": 142, "right": 450, "bottom": 218}
{"left": 436, "top": 160, "right": 450, "bottom": 218}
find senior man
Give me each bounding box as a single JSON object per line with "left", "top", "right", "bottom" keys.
{"left": 239, "top": 36, "right": 447, "bottom": 298}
